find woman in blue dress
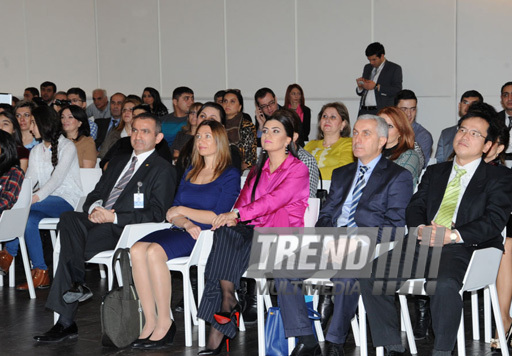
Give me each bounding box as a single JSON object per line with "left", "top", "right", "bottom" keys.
{"left": 130, "top": 120, "right": 240, "bottom": 350}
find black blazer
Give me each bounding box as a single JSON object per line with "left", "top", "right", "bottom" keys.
{"left": 316, "top": 156, "right": 413, "bottom": 229}
{"left": 84, "top": 151, "right": 177, "bottom": 228}
{"left": 94, "top": 118, "right": 113, "bottom": 149}
{"left": 356, "top": 60, "right": 403, "bottom": 109}
{"left": 406, "top": 160, "right": 512, "bottom": 249}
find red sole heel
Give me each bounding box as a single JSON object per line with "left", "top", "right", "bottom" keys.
{"left": 214, "top": 314, "right": 231, "bottom": 325}
{"left": 235, "top": 312, "right": 240, "bottom": 327}
{"left": 226, "top": 338, "right": 230, "bottom": 352}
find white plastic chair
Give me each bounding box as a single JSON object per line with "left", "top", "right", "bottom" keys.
{"left": 394, "top": 247, "right": 509, "bottom": 356}
{"left": 167, "top": 229, "right": 215, "bottom": 347}
{"left": 0, "top": 179, "right": 35, "bottom": 298}
{"left": 53, "top": 222, "right": 170, "bottom": 323}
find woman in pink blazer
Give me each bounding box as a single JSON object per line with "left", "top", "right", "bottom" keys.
{"left": 197, "top": 109, "right": 310, "bottom": 355}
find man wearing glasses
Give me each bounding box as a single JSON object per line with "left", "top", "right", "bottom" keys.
{"left": 66, "top": 87, "right": 99, "bottom": 140}
{"left": 254, "top": 87, "right": 281, "bottom": 142}
{"left": 361, "top": 102, "right": 512, "bottom": 356}
{"left": 394, "top": 89, "right": 433, "bottom": 168}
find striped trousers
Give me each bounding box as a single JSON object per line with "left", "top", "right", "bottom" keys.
{"left": 197, "top": 225, "right": 254, "bottom": 338}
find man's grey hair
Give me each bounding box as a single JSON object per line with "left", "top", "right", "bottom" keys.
{"left": 357, "top": 114, "right": 388, "bottom": 138}
{"left": 92, "top": 88, "right": 107, "bottom": 97}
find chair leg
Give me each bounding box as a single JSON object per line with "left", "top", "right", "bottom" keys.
{"left": 484, "top": 287, "right": 492, "bottom": 343}
{"left": 376, "top": 347, "right": 385, "bottom": 356}
{"left": 18, "top": 236, "right": 35, "bottom": 299}
{"left": 359, "top": 296, "right": 368, "bottom": 356}
{"left": 457, "top": 293, "right": 466, "bottom": 356}
{"left": 288, "top": 337, "right": 295, "bottom": 355}
{"left": 107, "top": 265, "right": 113, "bottom": 291}
{"left": 489, "top": 284, "right": 510, "bottom": 356}
{"left": 351, "top": 316, "right": 360, "bottom": 347}
{"left": 471, "top": 290, "right": 480, "bottom": 341}
{"left": 50, "top": 230, "right": 57, "bottom": 248}
{"left": 197, "top": 265, "right": 206, "bottom": 347}
{"left": 99, "top": 264, "right": 107, "bottom": 279}
{"left": 189, "top": 280, "right": 198, "bottom": 327}
{"left": 399, "top": 295, "right": 417, "bottom": 354}
{"left": 257, "top": 279, "right": 266, "bottom": 356}
{"left": 9, "top": 258, "right": 15, "bottom": 287}
{"left": 183, "top": 271, "right": 193, "bottom": 347}
{"left": 234, "top": 290, "right": 246, "bottom": 332}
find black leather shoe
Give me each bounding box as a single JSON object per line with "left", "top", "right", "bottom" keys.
{"left": 34, "top": 322, "right": 78, "bottom": 342}
{"left": 130, "top": 333, "right": 152, "bottom": 348}
{"left": 291, "top": 343, "right": 322, "bottom": 356}
{"left": 136, "top": 322, "right": 176, "bottom": 350}
{"left": 63, "top": 283, "right": 93, "bottom": 304}
{"left": 325, "top": 341, "right": 344, "bottom": 356}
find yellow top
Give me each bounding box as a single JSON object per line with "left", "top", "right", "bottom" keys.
{"left": 305, "top": 137, "right": 354, "bottom": 180}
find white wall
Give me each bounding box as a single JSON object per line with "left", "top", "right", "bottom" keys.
{"left": 1, "top": 0, "right": 511, "bottom": 154}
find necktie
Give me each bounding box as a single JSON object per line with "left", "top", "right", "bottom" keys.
{"left": 434, "top": 165, "right": 466, "bottom": 228}
{"left": 347, "top": 166, "right": 369, "bottom": 227}
{"left": 104, "top": 156, "right": 138, "bottom": 210}
{"left": 370, "top": 67, "right": 377, "bottom": 81}
{"left": 508, "top": 116, "right": 512, "bottom": 130}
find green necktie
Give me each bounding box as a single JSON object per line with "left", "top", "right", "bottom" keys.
{"left": 434, "top": 165, "right": 466, "bottom": 228}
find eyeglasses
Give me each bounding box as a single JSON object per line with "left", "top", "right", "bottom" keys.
{"left": 457, "top": 127, "right": 486, "bottom": 139}
{"left": 259, "top": 100, "right": 276, "bottom": 111}
{"left": 53, "top": 99, "right": 70, "bottom": 106}
{"left": 70, "top": 98, "right": 83, "bottom": 104}
{"left": 122, "top": 108, "right": 134, "bottom": 113}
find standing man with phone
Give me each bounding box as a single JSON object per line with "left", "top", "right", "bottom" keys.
{"left": 356, "top": 42, "right": 403, "bottom": 116}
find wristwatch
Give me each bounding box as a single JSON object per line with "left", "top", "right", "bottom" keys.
{"left": 233, "top": 208, "right": 240, "bottom": 219}
{"left": 450, "top": 232, "right": 458, "bottom": 244}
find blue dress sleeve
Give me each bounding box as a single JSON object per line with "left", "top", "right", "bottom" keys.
{"left": 211, "top": 167, "right": 241, "bottom": 215}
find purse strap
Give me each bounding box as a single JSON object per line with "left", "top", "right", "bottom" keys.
{"left": 318, "top": 168, "right": 323, "bottom": 190}
{"left": 112, "top": 248, "right": 134, "bottom": 299}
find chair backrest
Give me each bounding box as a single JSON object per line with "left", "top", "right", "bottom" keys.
{"left": 462, "top": 247, "right": 503, "bottom": 292}
{"left": 76, "top": 168, "right": 102, "bottom": 212}
{"left": 0, "top": 178, "right": 32, "bottom": 241}
{"left": 304, "top": 197, "right": 320, "bottom": 227}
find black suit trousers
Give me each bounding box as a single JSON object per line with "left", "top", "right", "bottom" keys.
{"left": 360, "top": 241, "right": 473, "bottom": 352}
{"left": 45, "top": 211, "right": 123, "bottom": 320}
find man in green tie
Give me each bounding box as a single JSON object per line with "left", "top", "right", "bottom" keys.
{"left": 360, "top": 102, "right": 512, "bottom": 356}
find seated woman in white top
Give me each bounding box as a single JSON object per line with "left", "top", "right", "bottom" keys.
{"left": 1, "top": 105, "right": 82, "bottom": 290}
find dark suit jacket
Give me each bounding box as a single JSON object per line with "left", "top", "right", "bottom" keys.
{"left": 316, "top": 156, "right": 413, "bottom": 230}
{"left": 84, "top": 150, "right": 177, "bottom": 228}
{"left": 498, "top": 110, "right": 511, "bottom": 126}
{"left": 95, "top": 117, "right": 113, "bottom": 149}
{"left": 406, "top": 160, "right": 512, "bottom": 249}
{"left": 356, "top": 60, "right": 403, "bottom": 109}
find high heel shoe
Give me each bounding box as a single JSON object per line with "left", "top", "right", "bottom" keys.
{"left": 214, "top": 304, "right": 241, "bottom": 326}
{"left": 136, "top": 322, "right": 177, "bottom": 350}
{"left": 490, "top": 322, "right": 512, "bottom": 352}
{"left": 198, "top": 335, "right": 230, "bottom": 355}
{"left": 130, "top": 333, "right": 152, "bottom": 348}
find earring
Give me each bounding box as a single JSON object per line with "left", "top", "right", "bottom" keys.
{"left": 285, "top": 144, "right": 289, "bottom": 154}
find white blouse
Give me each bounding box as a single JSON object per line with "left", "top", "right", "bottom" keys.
{"left": 26, "top": 135, "right": 83, "bottom": 208}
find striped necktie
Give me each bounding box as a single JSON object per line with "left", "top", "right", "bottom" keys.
{"left": 104, "top": 156, "right": 138, "bottom": 210}
{"left": 434, "top": 165, "right": 466, "bottom": 228}
{"left": 347, "top": 165, "right": 369, "bottom": 227}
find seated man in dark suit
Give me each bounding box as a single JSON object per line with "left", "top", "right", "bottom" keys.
{"left": 95, "top": 92, "right": 126, "bottom": 149}
{"left": 361, "top": 103, "right": 512, "bottom": 356}
{"left": 277, "top": 115, "right": 414, "bottom": 356}
{"left": 34, "top": 112, "right": 177, "bottom": 343}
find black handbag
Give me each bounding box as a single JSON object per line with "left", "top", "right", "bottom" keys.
{"left": 100, "top": 248, "right": 144, "bottom": 348}
{"left": 316, "top": 169, "right": 328, "bottom": 208}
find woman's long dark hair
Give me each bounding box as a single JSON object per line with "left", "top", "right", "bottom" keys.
{"left": 33, "top": 105, "right": 61, "bottom": 169}
{"left": 59, "top": 105, "right": 90, "bottom": 140}
{"left": 0, "top": 111, "right": 24, "bottom": 147}
{"left": 142, "top": 87, "right": 168, "bottom": 116}
{"left": 0, "top": 130, "right": 20, "bottom": 176}
{"left": 251, "top": 109, "right": 299, "bottom": 202}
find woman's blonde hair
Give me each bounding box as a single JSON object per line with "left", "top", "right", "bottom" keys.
{"left": 186, "top": 120, "right": 231, "bottom": 182}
